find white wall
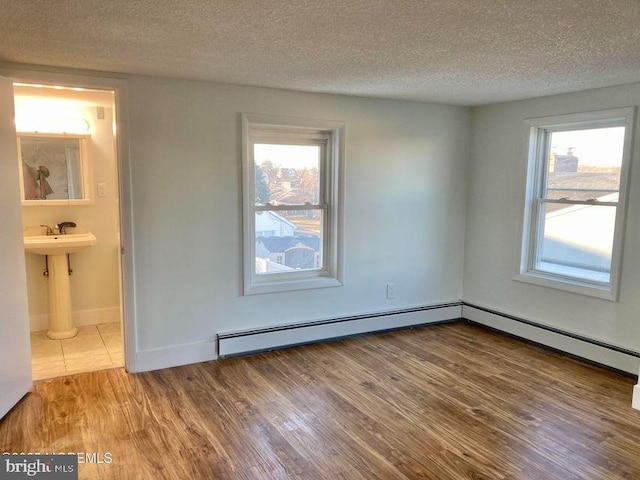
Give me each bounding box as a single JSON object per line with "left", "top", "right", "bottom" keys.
{"left": 3, "top": 66, "right": 639, "bottom": 378}
{"left": 127, "top": 77, "right": 470, "bottom": 358}
{"left": 464, "top": 83, "right": 640, "bottom": 357}
{"left": 19, "top": 102, "right": 121, "bottom": 330}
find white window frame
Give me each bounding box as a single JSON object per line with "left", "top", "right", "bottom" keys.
{"left": 515, "top": 107, "right": 636, "bottom": 301}
{"left": 242, "top": 113, "right": 345, "bottom": 295}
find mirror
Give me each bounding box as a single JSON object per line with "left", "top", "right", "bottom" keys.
{"left": 17, "top": 133, "right": 92, "bottom": 205}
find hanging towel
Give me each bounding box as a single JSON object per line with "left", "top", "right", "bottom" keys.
{"left": 23, "top": 162, "right": 38, "bottom": 200}
{"left": 38, "top": 166, "right": 54, "bottom": 199}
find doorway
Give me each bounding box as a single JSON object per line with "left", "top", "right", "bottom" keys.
{"left": 14, "top": 82, "right": 125, "bottom": 380}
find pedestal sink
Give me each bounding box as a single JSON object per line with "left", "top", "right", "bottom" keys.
{"left": 24, "top": 228, "right": 97, "bottom": 339}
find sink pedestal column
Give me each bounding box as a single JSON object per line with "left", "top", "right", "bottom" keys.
{"left": 46, "top": 254, "right": 78, "bottom": 340}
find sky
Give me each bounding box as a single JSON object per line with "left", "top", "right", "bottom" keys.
{"left": 254, "top": 144, "right": 319, "bottom": 169}
{"left": 550, "top": 127, "right": 625, "bottom": 167}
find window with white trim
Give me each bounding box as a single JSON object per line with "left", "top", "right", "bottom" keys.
{"left": 517, "top": 108, "right": 635, "bottom": 301}
{"left": 242, "top": 113, "right": 344, "bottom": 295}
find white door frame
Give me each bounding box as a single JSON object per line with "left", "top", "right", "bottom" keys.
{"left": 0, "top": 75, "right": 32, "bottom": 419}
{"left": 0, "top": 63, "right": 138, "bottom": 373}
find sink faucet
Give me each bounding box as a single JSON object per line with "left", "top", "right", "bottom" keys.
{"left": 40, "top": 224, "right": 53, "bottom": 236}
{"left": 58, "top": 222, "right": 77, "bottom": 234}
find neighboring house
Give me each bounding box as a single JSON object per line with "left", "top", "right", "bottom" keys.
{"left": 551, "top": 149, "right": 579, "bottom": 172}
{"left": 546, "top": 171, "right": 620, "bottom": 202}
{"left": 255, "top": 211, "right": 296, "bottom": 237}
{"left": 256, "top": 236, "right": 321, "bottom": 270}
{"left": 255, "top": 256, "right": 294, "bottom": 274}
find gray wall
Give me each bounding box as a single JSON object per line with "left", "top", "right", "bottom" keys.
{"left": 127, "top": 77, "right": 470, "bottom": 358}
{"left": 4, "top": 65, "right": 640, "bottom": 376}
{"left": 464, "top": 82, "right": 640, "bottom": 353}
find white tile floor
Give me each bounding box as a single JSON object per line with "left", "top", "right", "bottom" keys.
{"left": 30, "top": 323, "right": 123, "bottom": 381}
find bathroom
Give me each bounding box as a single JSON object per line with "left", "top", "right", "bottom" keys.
{"left": 14, "top": 83, "right": 124, "bottom": 380}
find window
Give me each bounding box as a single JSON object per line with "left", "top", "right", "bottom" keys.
{"left": 242, "top": 113, "right": 344, "bottom": 295}
{"left": 516, "top": 108, "right": 635, "bottom": 300}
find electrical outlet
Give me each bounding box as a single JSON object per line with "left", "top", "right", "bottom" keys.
{"left": 386, "top": 283, "right": 397, "bottom": 299}
{"left": 97, "top": 183, "right": 107, "bottom": 197}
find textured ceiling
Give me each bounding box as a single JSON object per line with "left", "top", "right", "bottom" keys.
{"left": 1, "top": 1, "right": 639, "bottom": 106}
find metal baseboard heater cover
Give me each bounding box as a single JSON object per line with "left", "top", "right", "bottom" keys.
{"left": 217, "top": 302, "right": 463, "bottom": 358}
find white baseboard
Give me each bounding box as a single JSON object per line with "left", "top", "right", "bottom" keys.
{"left": 30, "top": 306, "right": 121, "bottom": 332}
{"left": 463, "top": 303, "right": 640, "bottom": 375}
{"left": 218, "top": 302, "right": 463, "bottom": 358}
{"left": 633, "top": 385, "right": 640, "bottom": 411}
{"left": 135, "top": 339, "right": 218, "bottom": 373}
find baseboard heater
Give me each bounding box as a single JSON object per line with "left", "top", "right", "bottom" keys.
{"left": 463, "top": 302, "right": 640, "bottom": 375}
{"left": 217, "top": 301, "right": 463, "bottom": 358}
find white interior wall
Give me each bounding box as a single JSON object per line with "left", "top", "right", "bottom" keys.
{"left": 4, "top": 64, "right": 638, "bottom": 378}
{"left": 127, "top": 76, "right": 469, "bottom": 360}
{"left": 19, "top": 101, "right": 121, "bottom": 330}
{"left": 464, "top": 82, "right": 640, "bottom": 357}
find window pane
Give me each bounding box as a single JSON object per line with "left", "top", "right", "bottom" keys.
{"left": 254, "top": 144, "right": 320, "bottom": 205}
{"left": 535, "top": 202, "right": 615, "bottom": 283}
{"left": 255, "top": 209, "right": 323, "bottom": 275}
{"left": 545, "top": 127, "right": 624, "bottom": 202}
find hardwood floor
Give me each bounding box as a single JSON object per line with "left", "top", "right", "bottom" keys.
{"left": 1, "top": 321, "right": 639, "bottom": 479}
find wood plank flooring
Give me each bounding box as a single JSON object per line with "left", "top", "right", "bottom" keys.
{"left": 1, "top": 321, "right": 639, "bottom": 479}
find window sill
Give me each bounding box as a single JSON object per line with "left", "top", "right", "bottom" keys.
{"left": 513, "top": 272, "right": 617, "bottom": 301}
{"left": 244, "top": 276, "right": 343, "bottom": 296}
